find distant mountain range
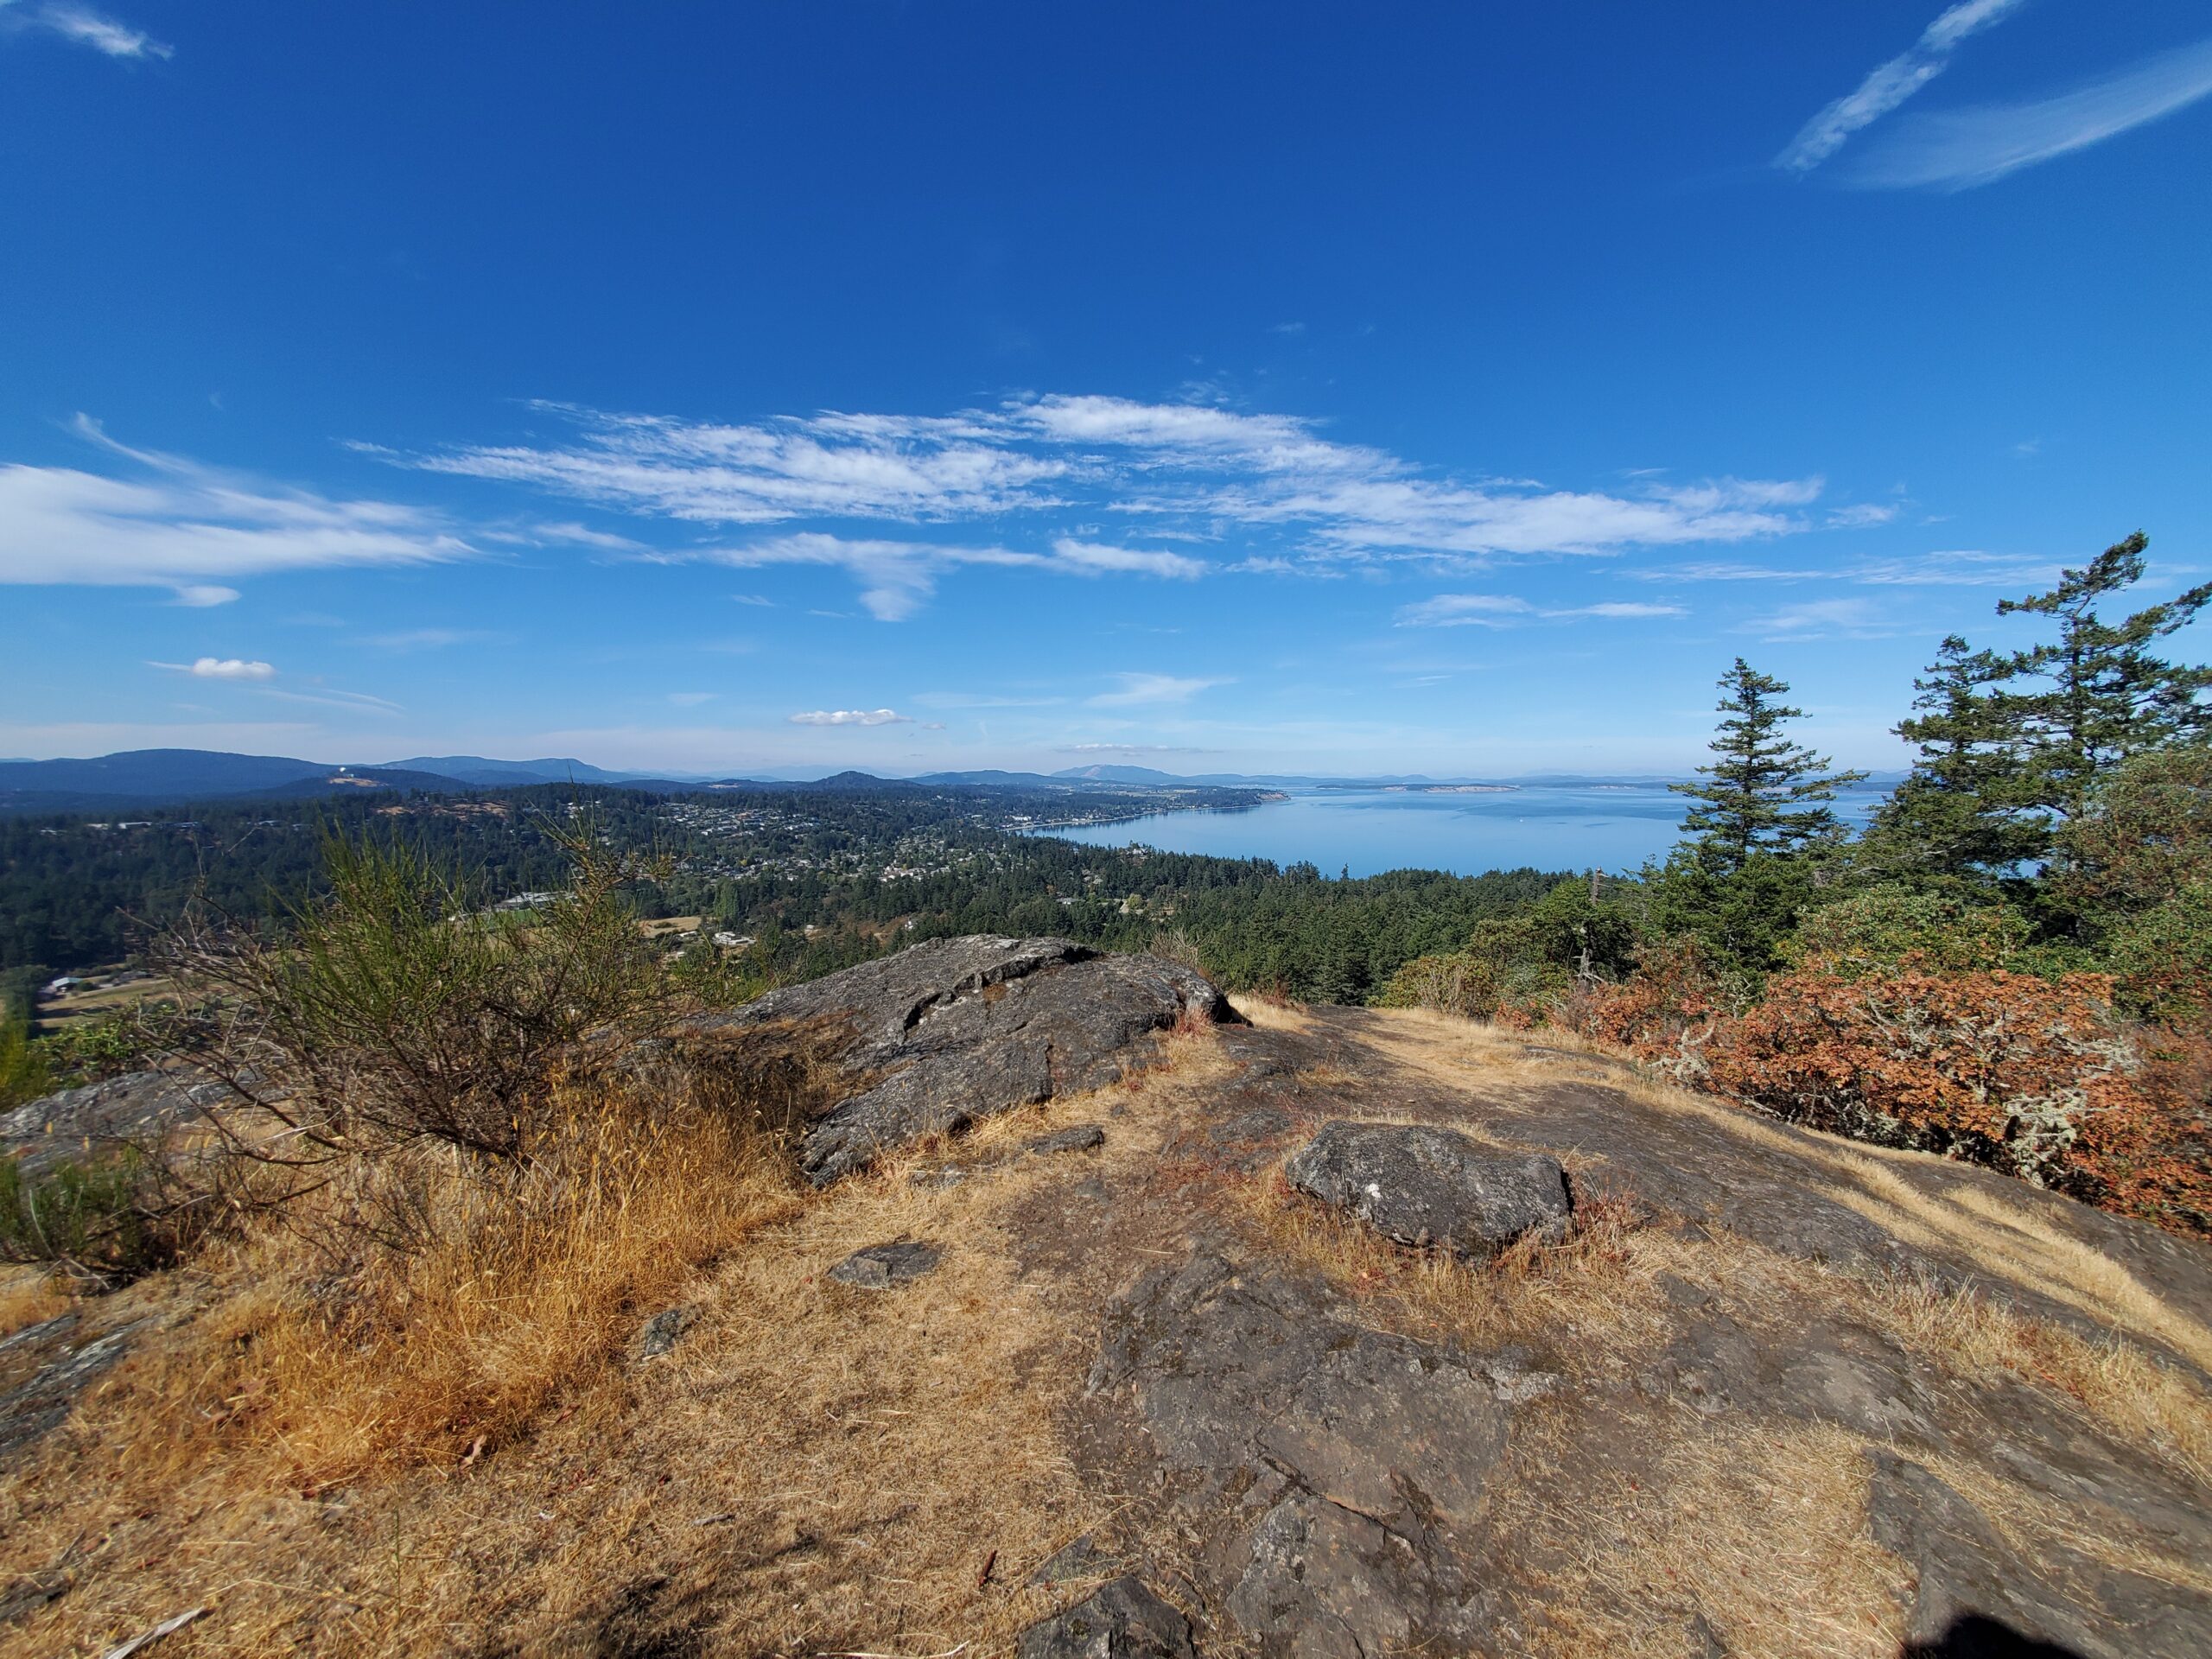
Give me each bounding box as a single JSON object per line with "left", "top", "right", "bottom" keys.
{"left": 0, "top": 749, "right": 648, "bottom": 814}
{"left": 0, "top": 747, "right": 1907, "bottom": 816}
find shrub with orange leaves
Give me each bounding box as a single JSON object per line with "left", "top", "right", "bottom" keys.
{"left": 1696, "top": 967, "right": 2137, "bottom": 1185}
{"left": 1572, "top": 947, "right": 2209, "bottom": 1236}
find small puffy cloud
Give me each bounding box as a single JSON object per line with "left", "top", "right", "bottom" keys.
{"left": 1395, "top": 594, "right": 1534, "bottom": 628}
{"left": 1086, "top": 673, "right": 1224, "bottom": 708}
{"left": 152, "top": 657, "right": 276, "bottom": 680}
{"left": 788, "top": 708, "right": 912, "bottom": 727}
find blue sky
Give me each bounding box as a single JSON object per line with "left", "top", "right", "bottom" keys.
{"left": 3, "top": 1, "right": 2208, "bottom": 778}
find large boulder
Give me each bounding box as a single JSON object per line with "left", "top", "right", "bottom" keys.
{"left": 691, "top": 937, "right": 1237, "bottom": 1183}
{"left": 1283, "top": 1122, "right": 1572, "bottom": 1258}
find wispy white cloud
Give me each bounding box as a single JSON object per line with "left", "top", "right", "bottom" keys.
{"left": 1086, "top": 673, "right": 1225, "bottom": 707}
{"left": 1, "top": 417, "right": 468, "bottom": 596}
{"left": 150, "top": 657, "right": 276, "bottom": 681}
{"left": 168, "top": 584, "right": 240, "bottom": 607}
{"left": 1048, "top": 537, "right": 1207, "bottom": 579}
{"left": 390, "top": 394, "right": 1835, "bottom": 617}
{"left": 1395, "top": 594, "right": 1534, "bottom": 628}
{"left": 1397, "top": 593, "right": 1686, "bottom": 626}
{"left": 1778, "top": 0, "right": 2025, "bottom": 174}
{"left": 256, "top": 686, "right": 404, "bottom": 715}
{"left": 1559, "top": 601, "right": 1687, "bottom": 619}
{"left": 8, "top": 3, "right": 172, "bottom": 59}
{"left": 1745, "top": 596, "right": 1895, "bottom": 639}
{"left": 788, "top": 708, "right": 912, "bottom": 727}
{"left": 362, "top": 627, "right": 496, "bottom": 652}
{"left": 1846, "top": 36, "right": 2212, "bottom": 189}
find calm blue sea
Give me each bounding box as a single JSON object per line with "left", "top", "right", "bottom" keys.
{"left": 1038, "top": 783, "right": 1888, "bottom": 879}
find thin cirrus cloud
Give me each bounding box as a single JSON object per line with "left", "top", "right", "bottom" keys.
{"left": 1085, "top": 673, "right": 1225, "bottom": 708}
{"left": 1777, "top": 0, "right": 2026, "bottom": 174}
{"left": 1395, "top": 594, "right": 1686, "bottom": 627}
{"left": 395, "top": 393, "right": 1836, "bottom": 619}
{"left": 3, "top": 2, "right": 172, "bottom": 59}
{"left": 1845, "top": 36, "right": 2212, "bottom": 190}
{"left": 788, "top": 708, "right": 912, "bottom": 727}
{"left": 0, "top": 416, "right": 469, "bottom": 603}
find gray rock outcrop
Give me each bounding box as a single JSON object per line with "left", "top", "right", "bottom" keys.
{"left": 1016, "top": 1576, "right": 1197, "bottom": 1659}
{"left": 690, "top": 937, "right": 1236, "bottom": 1183}
{"left": 1283, "top": 1121, "right": 1573, "bottom": 1257}
{"left": 0, "top": 1071, "right": 214, "bottom": 1177}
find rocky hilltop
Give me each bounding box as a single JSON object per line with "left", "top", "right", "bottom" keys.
{"left": 3, "top": 938, "right": 2209, "bottom": 1657}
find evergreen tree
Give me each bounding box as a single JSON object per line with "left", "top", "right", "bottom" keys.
{"left": 1996, "top": 531, "right": 2212, "bottom": 828}
{"left": 1673, "top": 658, "right": 1866, "bottom": 874}
{"left": 1870, "top": 634, "right": 2044, "bottom": 882}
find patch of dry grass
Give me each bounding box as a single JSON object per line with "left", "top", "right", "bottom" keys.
{"left": 1873, "top": 1270, "right": 2212, "bottom": 1488}
{"left": 0, "top": 1265, "right": 72, "bottom": 1337}
{"left": 1226, "top": 991, "right": 1311, "bottom": 1032}
{"left": 1512, "top": 1421, "right": 1906, "bottom": 1659}
{"left": 0, "top": 1031, "right": 1212, "bottom": 1656}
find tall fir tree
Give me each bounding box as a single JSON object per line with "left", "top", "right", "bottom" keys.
{"left": 1673, "top": 658, "right": 1866, "bottom": 875}
{"left": 1994, "top": 532, "right": 2212, "bottom": 829}
{"left": 1870, "top": 634, "right": 2044, "bottom": 883}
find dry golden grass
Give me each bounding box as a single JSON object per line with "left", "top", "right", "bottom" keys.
{"left": 0, "top": 1031, "right": 1237, "bottom": 1656}
{"left": 1510, "top": 1421, "right": 1906, "bottom": 1659}
{"left": 0, "top": 1266, "right": 73, "bottom": 1338}
{"left": 224, "top": 1095, "right": 805, "bottom": 1487}
{"left": 1873, "top": 1270, "right": 2212, "bottom": 1489}
{"left": 1225, "top": 991, "right": 1311, "bottom": 1032}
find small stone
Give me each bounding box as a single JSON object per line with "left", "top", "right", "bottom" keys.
{"left": 638, "top": 1306, "right": 694, "bottom": 1357}
{"left": 1284, "top": 1120, "right": 1573, "bottom": 1258}
{"left": 1027, "top": 1124, "right": 1106, "bottom": 1156}
{"left": 827, "top": 1241, "right": 942, "bottom": 1290}
{"left": 1016, "top": 1576, "right": 1196, "bottom": 1659}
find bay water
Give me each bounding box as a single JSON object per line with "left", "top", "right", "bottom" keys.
{"left": 1039, "top": 781, "right": 1888, "bottom": 879}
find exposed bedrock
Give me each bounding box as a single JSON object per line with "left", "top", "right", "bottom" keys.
{"left": 689, "top": 936, "right": 1238, "bottom": 1183}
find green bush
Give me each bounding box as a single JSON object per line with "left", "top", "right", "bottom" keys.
{"left": 0, "top": 1008, "right": 54, "bottom": 1109}
{"left": 0, "top": 1151, "right": 160, "bottom": 1274}
{"left": 159, "top": 819, "right": 677, "bottom": 1164}
{"left": 2102, "top": 879, "right": 2212, "bottom": 1026}
{"left": 1784, "top": 885, "right": 2034, "bottom": 980}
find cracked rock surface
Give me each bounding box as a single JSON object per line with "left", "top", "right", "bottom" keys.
{"left": 690, "top": 935, "right": 1237, "bottom": 1183}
